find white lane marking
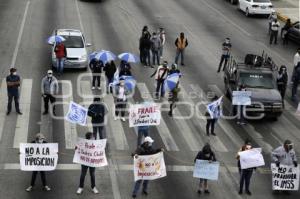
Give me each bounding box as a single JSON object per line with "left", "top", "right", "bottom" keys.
{"left": 11, "top": 1, "right": 30, "bottom": 67}
{"left": 13, "top": 79, "right": 32, "bottom": 148}
{"left": 108, "top": 159, "right": 121, "bottom": 199}
{"left": 74, "top": 0, "right": 84, "bottom": 32}
{"left": 62, "top": 81, "right": 77, "bottom": 149}
{"left": 137, "top": 83, "right": 179, "bottom": 151}
{"left": 0, "top": 79, "right": 7, "bottom": 141}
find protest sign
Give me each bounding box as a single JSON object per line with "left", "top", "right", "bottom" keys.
{"left": 20, "top": 143, "right": 58, "bottom": 171}
{"left": 271, "top": 163, "right": 299, "bottom": 191}
{"left": 207, "top": 96, "right": 223, "bottom": 119}
{"left": 73, "top": 138, "right": 107, "bottom": 167}
{"left": 65, "top": 101, "right": 88, "bottom": 126}
{"left": 232, "top": 91, "right": 251, "bottom": 105}
{"left": 238, "top": 148, "right": 265, "bottom": 169}
{"left": 129, "top": 103, "right": 161, "bottom": 127}
{"left": 134, "top": 152, "right": 166, "bottom": 181}
{"left": 193, "top": 160, "right": 220, "bottom": 180}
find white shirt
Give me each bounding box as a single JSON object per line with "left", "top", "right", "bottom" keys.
{"left": 271, "top": 21, "right": 280, "bottom": 31}
{"left": 118, "top": 86, "right": 126, "bottom": 101}
{"left": 294, "top": 52, "right": 300, "bottom": 66}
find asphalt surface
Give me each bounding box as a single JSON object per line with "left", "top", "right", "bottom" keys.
{"left": 0, "top": 0, "right": 299, "bottom": 199}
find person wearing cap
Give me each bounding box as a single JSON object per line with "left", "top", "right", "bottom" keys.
{"left": 132, "top": 136, "right": 163, "bottom": 198}
{"left": 114, "top": 78, "right": 128, "bottom": 121}
{"left": 150, "top": 61, "right": 169, "bottom": 99}
{"left": 272, "top": 140, "right": 298, "bottom": 168}
{"left": 236, "top": 139, "right": 254, "bottom": 195}
{"left": 6, "top": 67, "right": 22, "bottom": 115}
{"left": 174, "top": 32, "right": 188, "bottom": 66}
{"left": 41, "top": 70, "right": 59, "bottom": 115}
{"left": 54, "top": 41, "right": 67, "bottom": 75}
{"left": 158, "top": 27, "right": 166, "bottom": 59}
{"left": 26, "top": 133, "right": 51, "bottom": 192}
{"left": 194, "top": 143, "right": 216, "bottom": 195}
{"left": 89, "top": 59, "right": 103, "bottom": 90}
{"left": 76, "top": 132, "right": 99, "bottom": 195}
{"left": 88, "top": 97, "right": 107, "bottom": 139}
{"left": 217, "top": 38, "right": 232, "bottom": 72}
{"left": 168, "top": 63, "right": 181, "bottom": 117}
{"left": 277, "top": 65, "right": 288, "bottom": 107}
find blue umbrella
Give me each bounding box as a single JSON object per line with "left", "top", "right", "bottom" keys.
{"left": 47, "top": 35, "right": 65, "bottom": 44}
{"left": 118, "top": 52, "right": 139, "bottom": 63}
{"left": 94, "top": 51, "right": 116, "bottom": 63}
{"left": 119, "top": 75, "right": 136, "bottom": 91}
{"left": 164, "top": 73, "right": 180, "bottom": 92}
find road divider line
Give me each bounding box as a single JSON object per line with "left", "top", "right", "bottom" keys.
{"left": 74, "top": 0, "right": 84, "bottom": 32}
{"left": 0, "top": 79, "right": 7, "bottom": 141}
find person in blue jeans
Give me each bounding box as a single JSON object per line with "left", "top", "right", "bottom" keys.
{"left": 137, "top": 125, "right": 149, "bottom": 147}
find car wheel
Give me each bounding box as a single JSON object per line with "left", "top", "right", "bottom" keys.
{"left": 245, "top": 8, "right": 250, "bottom": 17}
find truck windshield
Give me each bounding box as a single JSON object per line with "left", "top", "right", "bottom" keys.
{"left": 239, "top": 72, "right": 274, "bottom": 89}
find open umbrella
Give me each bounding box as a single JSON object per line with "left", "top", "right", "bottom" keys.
{"left": 119, "top": 75, "right": 136, "bottom": 91}
{"left": 47, "top": 35, "right": 65, "bottom": 45}
{"left": 94, "top": 51, "right": 116, "bottom": 63}
{"left": 118, "top": 52, "right": 139, "bottom": 63}
{"left": 164, "top": 73, "right": 180, "bottom": 92}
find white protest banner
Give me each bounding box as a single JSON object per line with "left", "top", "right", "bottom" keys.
{"left": 271, "top": 163, "right": 299, "bottom": 191}
{"left": 65, "top": 101, "right": 88, "bottom": 126}
{"left": 232, "top": 91, "right": 251, "bottom": 105}
{"left": 73, "top": 138, "right": 107, "bottom": 167}
{"left": 129, "top": 103, "right": 161, "bottom": 127}
{"left": 19, "top": 143, "right": 58, "bottom": 171}
{"left": 193, "top": 160, "right": 220, "bottom": 180}
{"left": 238, "top": 148, "right": 265, "bottom": 169}
{"left": 207, "top": 96, "right": 223, "bottom": 119}
{"left": 134, "top": 152, "right": 166, "bottom": 181}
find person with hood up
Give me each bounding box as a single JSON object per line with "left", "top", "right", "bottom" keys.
{"left": 194, "top": 143, "right": 217, "bottom": 195}
{"left": 277, "top": 65, "right": 288, "bottom": 107}
{"left": 151, "top": 32, "right": 162, "bottom": 66}
{"left": 150, "top": 61, "right": 169, "bottom": 99}
{"left": 119, "top": 62, "right": 132, "bottom": 77}
{"left": 88, "top": 97, "right": 107, "bottom": 139}
{"left": 272, "top": 140, "right": 298, "bottom": 168}
{"left": 89, "top": 59, "right": 103, "bottom": 90}
{"left": 41, "top": 70, "right": 59, "bottom": 115}
{"left": 103, "top": 60, "right": 117, "bottom": 94}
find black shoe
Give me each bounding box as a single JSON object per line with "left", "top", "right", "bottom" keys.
{"left": 6, "top": 111, "right": 10, "bottom": 115}
{"left": 211, "top": 132, "right": 216, "bottom": 136}
{"left": 238, "top": 190, "right": 243, "bottom": 194}
{"left": 217, "top": 70, "right": 220, "bottom": 73}
{"left": 132, "top": 194, "right": 137, "bottom": 198}
{"left": 246, "top": 190, "right": 251, "bottom": 195}
{"left": 181, "top": 63, "right": 185, "bottom": 66}
{"left": 43, "top": 111, "right": 48, "bottom": 115}
{"left": 197, "top": 190, "right": 201, "bottom": 194}
{"left": 168, "top": 111, "right": 173, "bottom": 117}
{"left": 142, "top": 190, "right": 148, "bottom": 195}
{"left": 17, "top": 111, "right": 23, "bottom": 115}
{"left": 204, "top": 190, "right": 210, "bottom": 194}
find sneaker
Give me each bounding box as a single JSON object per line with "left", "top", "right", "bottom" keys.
{"left": 238, "top": 190, "right": 243, "bottom": 195}
{"left": 26, "top": 186, "right": 33, "bottom": 192}
{"left": 44, "top": 186, "right": 51, "bottom": 191}
{"left": 132, "top": 194, "right": 137, "bottom": 198}
{"left": 6, "top": 111, "right": 10, "bottom": 115}
{"left": 142, "top": 190, "right": 148, "bottom": 195}
{"left": 211, "top": 132, "right": 216, "bottom": 136}
{"left": 246, "top": 190, "right": 251, "bottom": 195}
{"left": 114, "top": 116, "right": 119, "bottom": 121}
{"left": 97, "top": 87, "right": 101, "bottom": 90}
{"left": 92, "top": 87, "right": 96, "bottom": 90}
{"left": 204, "top": 190, "right": 210, "bottom": 194}
{"left": 121, "top": 117, "right": 126, "bottom": 122}
{"left": 92, "top": 187, "right": 99, "bottom": 194}
{"left": 76, "top": 188, "right": 83, "bottom": 195}
{"left": 17, "top": 111, "right": 23, "bottom": 115}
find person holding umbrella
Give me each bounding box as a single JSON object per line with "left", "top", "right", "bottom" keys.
{"left": 89, "top": 59, "right": 103, "bottom": 90}
{"left": 104, "top": 60, "right": 117, "bottom": 94}
{"left": 54, "top": 41, "right": 67, "bottom": 75}
{"left": 88, "top": 97, "right": 107, "bottom": 139}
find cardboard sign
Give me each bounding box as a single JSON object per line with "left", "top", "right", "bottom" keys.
{"left": 232, "top": 91, "right": 251, "bottom": 105}
{"left": 129, "top": 103, "right": 161, "bottom": 127}
{"left": 271, "top": 163, "right": 299, "bottom": 191}
{"left": 238, "top": 148, "right": 265, "bottom": 169}
{"left": 193, "top": 160, "right": 220, "bottom": 180}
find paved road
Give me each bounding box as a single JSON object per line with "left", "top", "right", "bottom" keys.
{"left": 0, "top": 0, "right": 299, "bottom": 198}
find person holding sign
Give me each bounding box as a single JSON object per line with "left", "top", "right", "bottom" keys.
{"left": 194, "top": 143, "right": 217, "bottom": 194}
{"left": 272, "top": 140, "right": 298, "bottom": 168}
{"left": 132, "top": 136, "right": 163, "bottom": 198}
{"left": 26, "top": 133, "right": 51, "bottom": 192}
{"left": 88, "top": 97, "right": 107, "bottom": 139}
{"left": 76, "top": 132, "right": 99, "bottom": 195}
{"left": 205, "top": 96, "right": 220, "bottom": 136}
{"left": 237, "top": 84, "right": 247, "bottom": 125}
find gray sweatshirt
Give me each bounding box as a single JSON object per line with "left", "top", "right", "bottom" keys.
{"left": 271, "top": 146, "right": 297, "bottom": 166}
{"left": 41, "top": 76, "right": 59, "bottom": 95}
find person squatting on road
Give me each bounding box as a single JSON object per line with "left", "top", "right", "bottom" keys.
{"left": 26, "top": 133, "right": 51, "bottom": 192}
{"left": 281, "top": 18, "right": 292, "bottom": 45}
{"left": 194, "top": 143, "right": 217, "bottom": 195}
{"left": 237, "top": 139, "right": 255, "bottom": 195}
{"left": 174, "top": 32, "right": 188, "bottom": 66}
{"left": 168, "top": 63, "right": 181, "bottom": 117}
{"left": 89, "top": 59, "right": 103, "bottom": 90}
{"left": 114, "top": 78, "right": 128, "bottom": 122}
{"left": 205, "top": 96, "right": 220, "bottom": 136}
{"left": 76, "top": 132, "right": 99, "bottom": 195}
{"left": 131, "top": 136, "right": 163, "bottom": 198}
{"left": 54, "top": 41, "right": 67, "bottom": 75}
{"left": 104, "top": 60, "right": 117, "bottom": 94}
{"left": 41, "top": 70, "right": 58, "bottom": 115}
{"left": 88, "top": 97, "right": 107, "bottom": 139}
{"left": 217, "top": 38, "right": 232, "bottom": 72}
{"left": 6, "top": 67, "right": 22, "bottom": 115}
{"left": 277, "top": 65, "right": 288, "bottom": 107}
{"left": 150, "top": 32, "right": 162, "bottom": 66}
{"left": 270, "top": 19, "right": 280, "bottom": 45}
{"left": 151, "top": 61, "right": 169, "bottom": 99}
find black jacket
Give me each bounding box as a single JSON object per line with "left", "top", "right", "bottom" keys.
{"left": 104, "top": 62, "right": 116, "bottom": 79}
{"left": 89, "top": 59, "right": 102, "bottom": 73}
{"left": 194, "top": 150, "right": 216, "bottom": 163}
{"left": 88, "top": 103, "right": 107, "bottom": 124}
{"left": 277, "top": 72, "right": 288, "bottom": 87}
{"left": 139, "top": 36, "right": 152, "bottom": 51}
{"left": 135, "top": 143, "right": 161, "bottom": 155}
{"left": 119, "top": 68, "right": 132, "bottom": 77}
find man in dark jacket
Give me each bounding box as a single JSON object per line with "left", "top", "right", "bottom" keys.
{"left": 139, "top": 33, "right": 152, "bottom": 67}
{"left": 88, "top": 97, "right": 107, "bottom": 139}
{"left": 292, "top": 62, "right": 300, "bottom": 101}
{"left": 89, "top": 59, "right": 103, "bottom": 90}
{"left": 277, "top": 65, "right": 288, "bottom": 107}
{"left": 217, "top": 38, "right": 232, "bottom": 72}
{"left": 6, "top": 67, "right": 22, "bottom": 115}
{"left": 194, "top": 143, "right": 216, "bottom": 195}
{"left": 132, "top": 137, "right": 163, "bottom": 198}
{"left": 104, "top": 60, "right": 116, "bottom": 94}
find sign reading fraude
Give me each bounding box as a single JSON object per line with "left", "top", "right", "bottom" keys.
{"left": 20, "top": 143, "right": 58, "bottom": 171}
{"left": 129, "top": 103, "right": 161, "bottom": 127}
{"left": 134, "top": 152, "right": 166, "bottom": 181}
{"left": 73, "top": 138, "right": 107, "bottom": 167}
{"left": 271, "top": 163, "right": 299, "bottom": 191}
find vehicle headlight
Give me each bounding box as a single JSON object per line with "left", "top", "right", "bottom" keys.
{"left": 80, "top": 54, "right": 87, "bottom": 61}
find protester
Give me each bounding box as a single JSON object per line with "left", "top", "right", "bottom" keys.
{"left": 142, "top": 25, "right": 151, "bottom": 39}
{"left": 270, "top": 19, "right": 280, "bottom": 45}
{"left": 114, "top": 78, "right": 128, "bottom": 121}
{"left": 236, "top": 139, "right": 254, "bottom": 195}
{"left": 237, "top": 84, "right": 247, "bottom": 125}
{"left": 26, "top": 133, "right": 51, "bottom": 192}
{"left": 272, "top": 140, "right": 298, "bottom": 168}
{"left": 277, "top": 65, "right": 288, "bottom": 107}
{"left": 151, "top": 32, "right": 162, "bottom": 66}
{"left": 168, "top": 64, "right": 181, "bottom": 117}
{"left": 158, "top": 27, "right": 166, "bottom": 58}
{"left": 291, "top": 62, "right": 300, "bottom": 101}
{"left": 281, "top": 18, "right": 292, "bottom": 45}
{"left": 137, "top": 125, "right": 150, "bottom": 147}
{"left": 88, "top": 97, "right": 107, "bottom": 139}
{"left": 132, "top": 136, "right": 163, "bottom": 198}
{"left": 41, "top": 70, "right": 58, "bottom": 115}
{"left": 194, "top": 143, "right": 217, "bottom": 194}
{"left": 54, "top": 41, "right": 67, "bottom": 75}
{"left": 205, "top": 96, "right": 220, "bottom": 136}
{"left": 150, "top": 61, "right": 169, "bottom": 99}
{"left": 104, "top": 60, "right": 117, "bottom": 94}
{"left": 89, "top": 59, "right": 103, "bottom": 90}
{"left": 294, "top": 48, "right": 300, "bottom": 68}
{"left": 119, "top": 63, "right": 132, "bottom": 77}
{"left": 174, "top": 32, "right": 188, "bottom": 66}
{"left": 139, "top": 32, "right": 152, "bottom": 67}
{"left": 6, "top": 67, "right": 22, "bottom": 115}
{"left": 76, "top": 132, "right": 99, "bottom": 194}
{"left": 217, "top": 38, "right": 232, "bottom": 72}
{"left": 268, "top": 12, "right": 277, "bottom": 35}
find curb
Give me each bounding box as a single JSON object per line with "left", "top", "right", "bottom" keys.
{"left": 276, "top": 11, "right": 289, "bottom": 23}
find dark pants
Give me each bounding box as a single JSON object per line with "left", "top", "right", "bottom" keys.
{"left": 283, "top": 35, "right": 289, "bottom": 45}
{"left": 270, "top": 31, "right": 278, "bottom": 44}
{"left": 239, "top": 169, "right": 253, "bottom": 192}
{"left": 7, "top": 93, "right": 20, "bottom": 112}
{"left": 175, "top": 49, "right": 184, "bottom": 65}
{"left": 238, "top": 105, "right": 246, "bottom": 123}
{"left": 92, "top": 75, "right": 101, "bottom": 87}
{"left": 31, "top": 171, "right": 46, "bottom": 186}
{"left": 106, "top": 76, "right": 114, "bottom": 93}
{"left": 144, "top": 49, "right": 151, "bottom": 66}
{"left": 206, "top": 118, "right": 216, "bottom": 135}
{"left": 115, "top": 99, "right": 126, "bottom": 117}
{"left": 43, "top": 94, "right": 56, "bottom": 113}
{"left": 132, "top": 180, "right": 149, "bottom": 195}
{"left": 152, "top": 50, "right": 160, "bottom": 65}
{"left": 292, "top": 79, "right": 299, "bottom": 100}
{"left": 218, "top": 55, "right": 229, "bottom": 72}
{"left": 278, "top": 85, "right": 286, "bottom": 105}
{"left": 137, "top": 128, "right": 149, "bottom": 147}
{"left": 79, "top": 165, "right": 95, "bottom": 189}
{"left": 156, "top": 79, "right": 165, "bottom": 97}
{"left": 93, "top": 126, "right": 104, "bottom": 139}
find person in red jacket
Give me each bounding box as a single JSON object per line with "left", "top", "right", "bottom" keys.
{"left": 54, "top": 41, "right": 67, "bottom": 75}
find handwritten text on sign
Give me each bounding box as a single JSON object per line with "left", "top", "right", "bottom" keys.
{"left": 129, "top": 103, "right": 161, "bottom": 127}
{"left": 193, "top": 160, "right": 220, "bottom": 180}
{"left": 271, "top": 163, "right": 299, "bottom": 191}
{"left": 238, "top": 148, "right": 265, "bottom": 169}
